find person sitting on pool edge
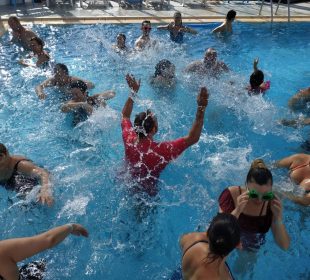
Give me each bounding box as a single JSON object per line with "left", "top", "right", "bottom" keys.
{"left": 35, "top": 63, "right": 95, "bottom": 100}
{"left": 135, "top": 20, "right": 155, "bottom": 50}
{"left": 19, "top": 37, "right": 50, "bottom": 67}
{"left": 61, "top": 80, "right": 115, "bottom": 126}
{"left": 275, "top": 153, "right": 310, "bottom": 206}
{"left": 157, "top": 12, "right": 197, "bottom": 44}
{"left": 0, "top": 223, "right": 88, "bottom": 280}
{"left": 0, "top": 143, "right": 53, "bottom": 206}
{"left": 112, "top": 33, "right": 128, "bottom": 54}
{"left": 218, "top": 159, "right": 290, "bottom": 251}
{"left": 181, "top": 213, "right": 240, "bottom": 280}
{"left": 121, "top": 74, "right": 208, "bottom": 196}
{"left": 8, "top": 16, "right": 39, "bottom": 50}
{"left": 185, "top": 48, "right": 229, "bottom": 77}
{"left": 247, "top": 58, "right": 270, "bottom": 95}
{"left": 212, "top": 10, "right": 237, "bottom": 34}
{"left": 150, "top": 59, "right": 176, "bottom": 89}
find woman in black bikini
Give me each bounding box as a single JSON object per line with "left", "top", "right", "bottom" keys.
{"left": 180, "top": 213, "right": 240, "bottom": 280}
{"left": 276, "top": 153, "right": 310, "bottom": 206}
{"left": 0, "top": 143, "right": 53, "bottom": 206}
{"left": 0, "top": 223, "right": 88, "bottom": 280}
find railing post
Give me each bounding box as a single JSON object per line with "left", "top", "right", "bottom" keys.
{"left": 270, "top": 0, "right": 273, "bottom": 23}
{"left": 288, "top": 0, "right": 290, "bottom": 22}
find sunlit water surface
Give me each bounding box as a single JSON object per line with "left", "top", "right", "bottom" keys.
{"left": 0, "top": 22, "right": 309, "bottom": 279}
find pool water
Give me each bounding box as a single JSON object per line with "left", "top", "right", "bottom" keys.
{"left": 0, "top": 22, "right": 309, "bottom": 279}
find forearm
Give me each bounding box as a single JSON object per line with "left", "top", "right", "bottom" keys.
{"left": 39, "top": 224, "right": 73, "bottom": 249}
{"left": 122, "top": 97, "right": 134, "bottom": 119}
{"left": 35, "top": 85, "right": 45, "bottom": 97}
{"left": 185, "top": 107, "right": 205, "bottom": 146}
{"left": 272, "top": 220, "right": 290, "bottom": 250}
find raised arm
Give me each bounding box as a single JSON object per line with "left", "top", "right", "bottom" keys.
{"left": 35, "top": 78, "right": 56, "bottom": 100}
{"left": 0, "top": 224, "right": 88, "bottom": 280}
{"left": 157, "top": 24, "right": 170, "bottom": 30}
{"left": 17, "top": 160, "right": 53, "bottom": 206}
{"left": 61, "top": 101, "right": 93, "bottom": 115}
{"left": 183, "top": 87, "right": 208, "bottom": 146}
{"left": 253, "top": 58, "right": 259, "bottom": 72}
{"left": 122, "top": 74, "right": 140, "bottom": 119}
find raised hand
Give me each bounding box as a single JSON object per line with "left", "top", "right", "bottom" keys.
{"left": 253, "top": 57, "right": 259, "bottom": 71}
{"left": 197, "top": 87, "right": 209, "bottom": 108}
{"left": 71, "top": 224, "right": 89, "bottom": 237}
{"left": 126, "top": 74, "right": 141, "bottom": 94}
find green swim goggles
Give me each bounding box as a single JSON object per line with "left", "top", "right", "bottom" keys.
{"left": 248, "top": 189, "right": 275, "bottom": 201}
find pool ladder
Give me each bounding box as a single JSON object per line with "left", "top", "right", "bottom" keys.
{"left": 259, "top": 0, "right": 291, "bottom": 22}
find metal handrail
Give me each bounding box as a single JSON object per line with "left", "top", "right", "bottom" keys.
{"left": 259, "top": 0, "right": 291, "bottom": 22}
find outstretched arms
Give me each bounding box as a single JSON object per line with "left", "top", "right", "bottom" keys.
{"left": 122, "top": 74, "right": 141, "bottom": 119}
{"left": 0, "top": 224, "right": 88, "bottom": 280}
{"left": 183, "top": 87, "right": 209, "bottom": 146}
{"left": 35, "top": 78, "right": 56, "bottom": 100}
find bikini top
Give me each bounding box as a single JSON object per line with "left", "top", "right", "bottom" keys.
{"left": 289, "top": 161, "right": 310, "bottom": 173}
{"left": 182, "top": 239, "right": 235, "bottom": 280}
{"left": 219, "top": 187, "right": 272, "bottom": 234}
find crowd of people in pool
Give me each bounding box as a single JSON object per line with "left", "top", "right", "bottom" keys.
{"left": 0, "top": 11, "right": 309, "bottom": 280}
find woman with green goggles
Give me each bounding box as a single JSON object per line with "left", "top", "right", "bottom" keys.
{"left": 218, "top": 159, "right": 290, "bottom": 251}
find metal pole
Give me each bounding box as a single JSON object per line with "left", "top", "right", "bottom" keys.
{"left": 288, "top": 0, "right": 290, "bottom": 22}
{"left": 275, "top": 0, "right": 281, "bottom": 15}
{"left": 270, "top": 0, "right": 273, "bottom": 23}
{"left": 259, "top": 0, "right": 265, "bottom": 16}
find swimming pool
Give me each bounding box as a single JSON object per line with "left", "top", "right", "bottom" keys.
{"left": 0, "top": 21, "right": 310, "bottom": 279}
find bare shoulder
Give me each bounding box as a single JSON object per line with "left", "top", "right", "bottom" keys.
{"left": 228, "top": 186, "right": 242, "bottom": 198}
{"left": 180, "top": 232, "right": 206, "bottom": 250}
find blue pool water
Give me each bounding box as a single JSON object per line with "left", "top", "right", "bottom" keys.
{"left": 0, "top": 22, "right": 310, "bottom": 279}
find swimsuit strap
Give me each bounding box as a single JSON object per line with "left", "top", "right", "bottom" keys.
{"left": 259, "top": 201, "right": 266, "bottom": 216}
{"left": 290, "top": 161, "right": 310, "bottom": 173}
{"left": 13, "top": 159, "right": 31, "bottom": 172}
{"left": 182, "top": 240, "right": 209, "bottom": 259}
{"left": 225, "top": 262, "right": 235, "bottom": 280}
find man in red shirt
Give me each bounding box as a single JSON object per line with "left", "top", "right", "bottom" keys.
{"left": 121, "top": 74, "right": 209, "bottom": 196}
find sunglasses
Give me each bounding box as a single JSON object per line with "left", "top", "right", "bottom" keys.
{"left": 248, "top": 189, "right": 275, "bottom": 201}
{"left": 142, "top": 26, "right": 152, "bottom": 30}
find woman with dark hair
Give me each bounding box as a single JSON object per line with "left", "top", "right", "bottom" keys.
{"left": 150, "top": 59, "right": 176, "bottom": 88}
{"left": 157, "top": 12, "right": 197, "bottom": 44}
{"left": 0, "top": 143, "right": 53, "bottom": 206}
{"left": 218, "top": 159, "right": 290, "bottom": 250}
{"left": 212, "top": 10, "right": 237, "bottom": 34}
{"left": 247, "top": 58, "right": 270, "bottom": 95}
{"left": 181, "top": 213, "right": 240, "bottom": 280}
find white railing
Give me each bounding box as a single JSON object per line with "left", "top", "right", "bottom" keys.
{"left": 259, "top": 0, "right": 291, "bottom": 22}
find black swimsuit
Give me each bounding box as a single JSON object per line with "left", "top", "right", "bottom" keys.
{"left": 0, "top": 260, "right": 45, "bottom": 280}
{"left": 182, "top": 240, "right": 235, "bottom": 280}
{"left": 0, "top": 159, "right": 38, "bottom": 194}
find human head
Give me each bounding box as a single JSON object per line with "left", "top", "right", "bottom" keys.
{"left": 207, "top": 213, "right": 240, "bottom": 261}
{"left": 117, "top": 33, "right": 126, "bottom": 48}
{"left": 29, "top": 37, "right": 44, "bottom": 53}
{"left": 226, "top": 10, "right": 236, "bottom": 21}
{"left": 8, "top": 16, "right": 22, "bottom": 32}
{"left": 134, "top": 109, "right": 158, "bottom": 139}
{"left": 250, "top": 70, "right": 264, "bottom": 89}
{"left": 141, "top": 20, "right": 152, "bottom": 36}
{"left": 246, "top": 159, "right": 273, "bottom": 203}
{"left": 174, "top": 12, "right": 182, "bottom": 26}
{"left": 154, "top": 59, "right": 175, "bottom": 78}
{"left": 54, "top": 63, "right": 69, "bottom": 81}
{"left": 204, "top": 48, "right": 218, "bottom": 64}
{"left": 69, "top": 80, "right": 88, "bottom": 101}
{"left": 0, "top": 143, "right": 9, "bottom": 163}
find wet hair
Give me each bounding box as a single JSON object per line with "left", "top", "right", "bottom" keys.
{"left": 134, "top": 111, "right": 155, "bottom": 139}
{"left": 70, "top": 80, "right": 88, "bottom": 93}
{"left": 54, "top": 63, "right": 69, "bottom": 75}
{"left": 117, "top": 33, "right": 126, "bottom": 40}
{"left": 8, "top": 16, "right": 20, "bottom": 25}
{"left": 30, "top": 37, "right": 44, "bottom": 47}
{"left": 226, "top": 10, "right": 236, "bottom": 21}
{"left": 250, "top": 70, "right": 264, "bottom": 88}
{"left": 154, "top": 59, "right": 174, "bottom": 77}
{"left": 207, "top": 213, "right": 240, "bottom": 262}
{"left": 246, "top": 159, "right": 273, "bottom": 185}
{"left": 142, "top": 20, "right": 151, "bottom": 27}
{"left": 173, "top": 12, "right": 183, "bottom": 26}
{"left": 0, "top": 143, "right": 8, "bottom": 155}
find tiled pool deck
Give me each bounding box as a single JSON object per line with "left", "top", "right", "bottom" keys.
{"left": 0, "top": 0, "right": 309, "bottom": 33}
